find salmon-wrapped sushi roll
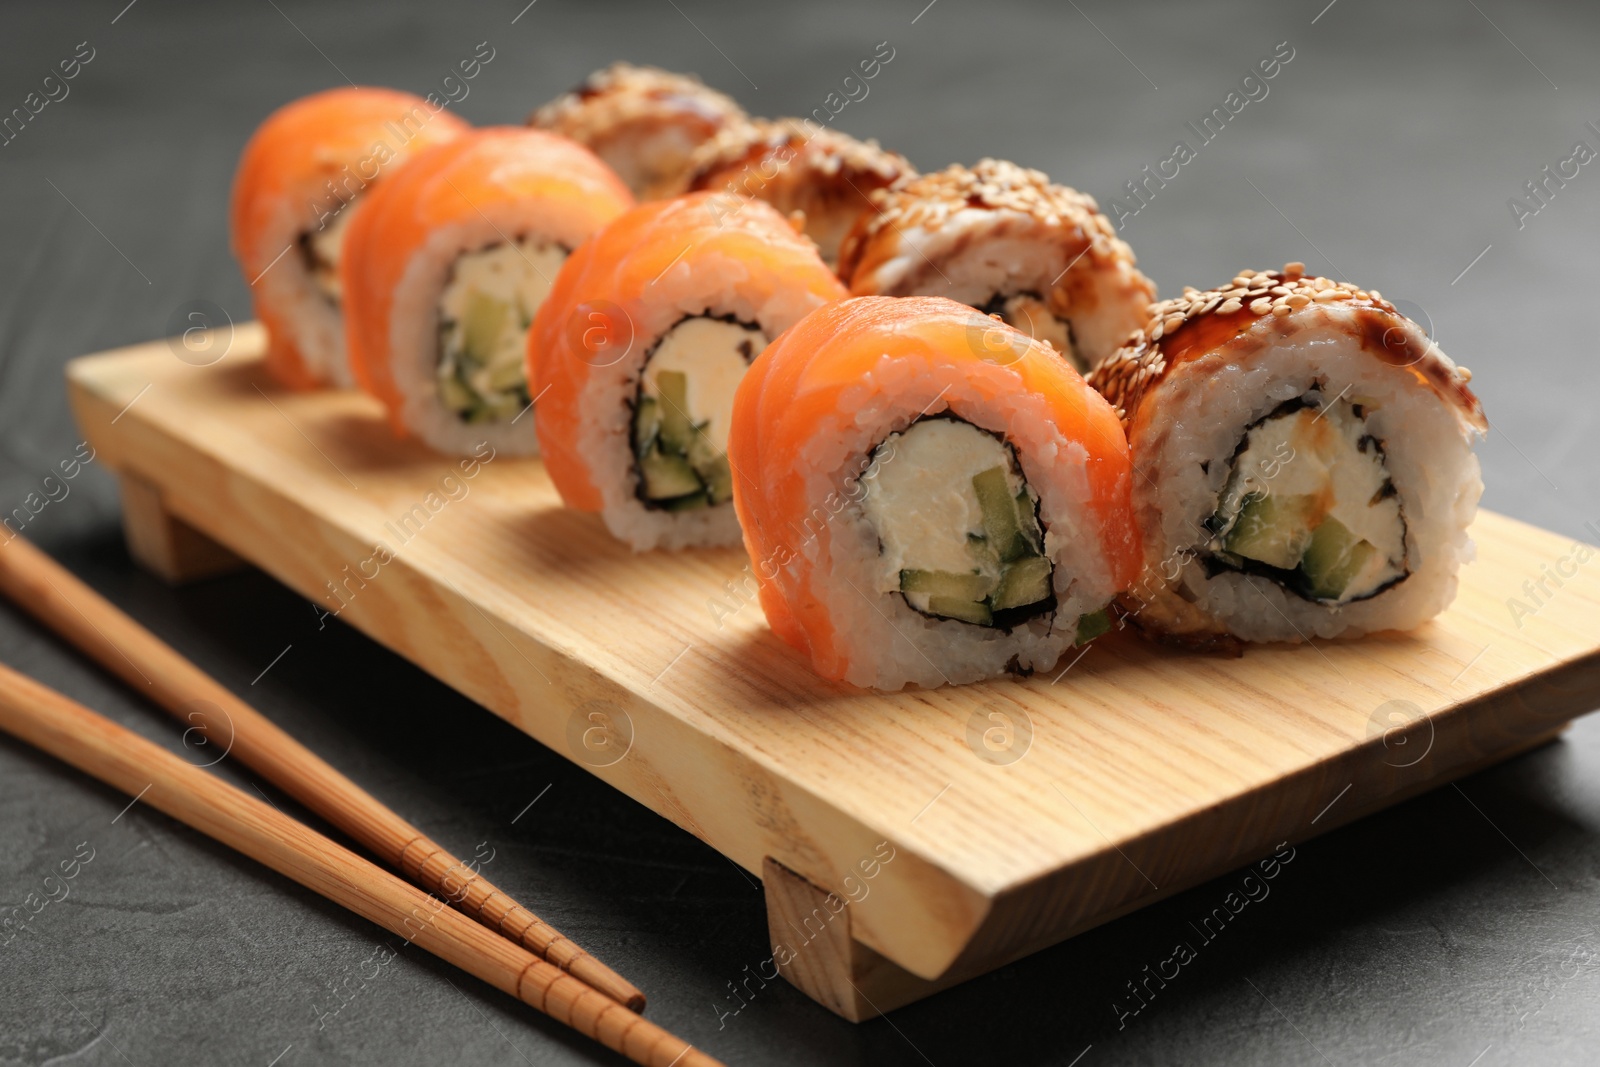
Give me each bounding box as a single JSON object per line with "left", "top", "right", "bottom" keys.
{"left": 836, "top": 159, "right": 1155, "bottom": 372}
{"left": 530, "top": 63, "right": 747, "bottom": 200}
{"left": 674, "top": 118, "right": 914, "bottom": 267}
{"left": 230, "top": 87, "right": 471, "bottom": 389}
{"left": 342, "top": 127, "right": 633, "bottom": 455}
{"left": 729, "top": 295, "right": 1140, "bottom": 690}
{"left": 1087, "top": 263, "right": 1486, "bottom": 647}
{"left": 531, "top": 193, "right": 845, "bottom": 550}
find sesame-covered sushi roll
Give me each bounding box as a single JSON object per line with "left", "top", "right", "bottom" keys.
{"left": 675, "top": 118, "right": 914, "bottom": 267}
{"left": 530, "top": 192, "right": 846, "bottom": 550}
{"left": 729, "top": 295, "right": 1140, "bottom": 690}
{"left": 530, "top": 63, "right": 747, "bottom": 200}
{"left": 1088, "top": 263, "right": 1486, "bottom": 646}
{"left": 341, "top": 128, "right": 633, "bottom": 455}
{"left": 230, "top": 87, "right": 471, "bottom": 389}
{"left": 836, "top": 159, "right": 1155, "bottom": 372}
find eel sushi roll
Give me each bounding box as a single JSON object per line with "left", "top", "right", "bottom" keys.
{"left": 1087, "top": 263, "right": 1486, "bottom": 646}
{"left": 530, "top": 63, "right": 747, "bottom": 200}
{"left": 728, "top": 295, "right": 1140, "bottom": 690}
{"left": 530, "top": 192, "right": 846, "bottom": 550}
{"left": 230, "top": 87, "right": 471, "bottom": 388}
{"left": 674, "top": 118, "right": 914, "bottom": 268}
{"left": 341, "top": 127, "right": 633, "bottom": 455}
{"left": 836, "top": 159, "right": 1155, "bottom": 372}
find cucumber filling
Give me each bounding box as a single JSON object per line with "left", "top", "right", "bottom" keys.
{"left": 860, "top": 416, "right": 1057, "bottom": 629}
{"left": 298, "top": 197, "right": 362, "bottom": 304}
{"left": 436, "top": 237, "right": 567, "bottom": 425}
{"left": 631, "top": 314, "right": 766, "bottom": 511}
{"left": 1206, "top": 396, "right": 1408, "bottom": 605}
{"left": 979, "top": 290, "right": 1080, "bottom": 369}
{"left": 1074, "top": 608, "right": 1112, "bottom": 646}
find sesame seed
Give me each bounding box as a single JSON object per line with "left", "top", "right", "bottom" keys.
{"left": 1091, "top": 264, "right": 1481, "bottom": 439}
{"left": 835, "top": 157, "right": 1153, "bottom": 283}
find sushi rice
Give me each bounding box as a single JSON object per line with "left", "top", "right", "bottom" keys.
{"left": 341, "top": 127, "right": 634, "bottom": 456}
{"left": 530, "top": 193, "right": 846, "bottom": 550}
{"left": 230, "top": 87, "right": 471, "bottom": 389}
{"left": 384, "top": 223, "right": 569, "bottom": 456}
{"left": 1090, "top": 264, "right": 1486, "bottom": 644}
{"left": 836, "top": 159, "right": 1156, "bottom": 371}
{"left": 530, "top": 63, "right": 748, "bottom": 200}
{"left": 730, "top": 296, "right": 1139, "bottom": 689}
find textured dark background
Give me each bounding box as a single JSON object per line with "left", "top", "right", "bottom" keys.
{"left": 2, "top": 1, "right": 1598, "bottom": 1064}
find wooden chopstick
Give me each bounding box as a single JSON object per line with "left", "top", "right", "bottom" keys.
{"left": 0, "top": 535, "right": 644, "bottom": 1011}
{"left": 0, "top": 662, "right": 721, "bottom": 1067}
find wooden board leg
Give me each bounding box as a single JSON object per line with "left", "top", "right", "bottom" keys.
{"left": 119, "top": 474, "right": 243, "bottom": 584}
{"left": 763, "top": 857, "right": 964, "bottom": 1022}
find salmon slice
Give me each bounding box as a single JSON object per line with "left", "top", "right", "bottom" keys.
{"left": 340, "top": 127, "right": 633, "bottom": 433}
{"left": 727, "top": 294, "right": 1141, "bottom": 681}
{"left": 529, "top": 192, "right": 847, "bottom": 513}
{"left": 230, "top": 87, "right": 471, "bottom": 389}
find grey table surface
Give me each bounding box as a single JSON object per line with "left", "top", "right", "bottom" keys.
{"left": 1, "top": 1, "right": 1597, "bottom": 1064}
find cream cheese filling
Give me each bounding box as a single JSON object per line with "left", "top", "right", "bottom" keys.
{"left": 1209, "top": 398, "right": 1407, "bottom": 603}
{"left": 631, "top": 315, "right": 767, "bottom": 510}
{"left": 861, "top": 417, "right": 1056, "bottom": 627}
{"left": 302, "top": 197, "right": 362, "bottom": 303}
{"left": 436, "top": 237, "right": 567, "bottom": 423}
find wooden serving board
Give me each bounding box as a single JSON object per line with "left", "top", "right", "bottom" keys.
{"left": 67, "top": 326, "right": 1600, "bottom": 1020}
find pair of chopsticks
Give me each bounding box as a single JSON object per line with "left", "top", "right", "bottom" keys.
{"left": 0, "top": 536, "right": 721, "bottom": 1067}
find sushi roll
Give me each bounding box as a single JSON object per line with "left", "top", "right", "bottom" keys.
{"left": 836, "top": 159, "right": 1155, "bottom": 372}
{"left": 728, "top": 295, "right": 1140, "bottom": 690}
{"left": 674, "top": 118, "right": 914, "bottom": 268}
{"left": 341, "top": 127, "right": 633, "bottom": 456}
{"left": 1087, "top": 263, "right": 1486, "bottom": 646}
{"left": 530, "top": 63, "right": 747, "bottom": 200}
{"left": 530, "top": 192, "right": 846, "bottom": 550}
{"left": 230, "top": 87, "right": 471, "bottom": 389}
